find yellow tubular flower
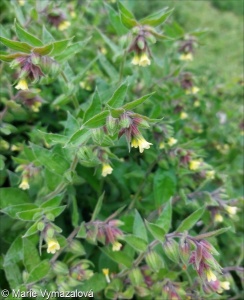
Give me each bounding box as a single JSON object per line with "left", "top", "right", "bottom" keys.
{"left": 189, "top": 160, "right": 201, "bottom": 171}
{"left": 180, "top": 112, "right": 188, "bottom": 120}
{"left": 58, "top": 21, "right": 71, "bottom": 31}
{"left": 131, "top": 55, "right": 140, "bottom": 66}
{"left": 167, "top": 137, "right": 177, "bottom": 147}
{"left": 102, "top": 268, "right": 110, "bottom": 283}
{"left": 32, "top": 102, "right": 42, "bottom": 112}
{"left": 19, "top": 177, "right": 30, "bottom": 190}
{"left": 225, "top": 205, "right": 237, "bottom": 215}
{"left": 131, "top": 136, "right": 152, "bottom": 153}
{"left": 186, "top": 86, "right": 200, "bottom": 95}
{"left": 112, "top": 241, "right": 122, "bottom": 252}
{"left": 214, "top": 213, "right": 223, "bottom": 223}
{"left": 206, "top": 269, "right": 217, "bottom": 282}
{"left": 159, "top": 142, "right": 165, "bottom": 149}
{"left": 102, "top": 163, "right": 113, "bottom": 177}
{"left": 46, "top": 237, "right": 60, "bottom": 254}
{"left": 15, "top": 79, "right": 28, "bottom": 90}
{"left": 220, "top": 281, "right": 230, "bottom": 290}
{"left": 179, "top": 52, "right": 193, "bottom": 61}
{"left": 139, "top": 53, "right": 151, "bottom": 67}
{"left": 206, "top": 170, "right": 215, "bottom": 180}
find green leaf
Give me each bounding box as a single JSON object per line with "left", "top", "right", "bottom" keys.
{"left": 83, "top": 89, "right": 102, "bottom": 123}
{"left": 38, "top": 131, "right": 67, "bottom": 146}
{"left": 3, "top": 236, "right": 23, "bottom": 265}
{"left": 91, "top": 192, "right": 105, "bottom": 221}
{"left": 17, "top": 208, "right": 42, "bottom": 221}
{"left": 23, "top": 238, "right": 40, "bottom": 272}
{"left": 145, "top": 220, "right": 166, "bottom": 242}
{"left": 50, "top": 38, "right": 72, "bottom": 56}
{"left": 176, "top": 206, "right": 205, "bottom": 233}
{"left": 41, "top": 194, "right": 64, "bottom": 208}
{"left": 55, "top": 38, "right": 91, "bottom": 61}
{"left": 101, "top": 247, "right": 133, "bottom": 268}
{"left": 123, "top": 235, "right": 147, "bottom": 252}
{"left": 0, "top": 187, "right": 30, "bottom": 209}
{"left": 195, "top": 227, "right": 231, "bottom": 240}
{"left": 4, "top": 264, "right": 22, "bottom": 289}
{"left": 120, "top": 13, "right": 138, "bottom": 29}
{"left": 83, "top": 110, "right": 110, "bottom": 128}
{"left": 118, "top": 2, "right": 135, "bottom": 19}
{"left": 140, "top": 8, "right": 174, "bottom": 27}
{"left": 133, "top": 210, "right": 148, "bottom": 242}
{"left": 123, "top": 92, "right": 155, "bottom": 110}
{"left": 44, "top": 205, "right": 67, "bottom": 218}
{"left": 156, "top": 199, "right": 172, "bottom": 233}
{"left": 153, "top": 170, "right": 176, "bottom": 207}
{"left": 72, "top": 55, "right": 99, "bottom": 84}
{"left": 107, "top": 82, "right": 128, "bottom": 108}
{"left": 15, "top": 21, "right": 43, "bottom": 47}
{"left": 76, "top": 222, "right": 87, "bottom": 238}
{"left": 1, "top": 203, "right": 38, "bottom": 219}
{"left": 99, "top": 54, "right": 119, "bottom": 80}
{"left": 63, "top": 111, "right": 80, "bottom": 136}
{"left": 105, "top": 3, "right": 128, "bottom": 35}
{"left": 22, "top": 223, "right": 39, "bottom": 237}
{"left": 33, "top": 43, "right": 53, "bottom": 55}
{"left": 42, "top": 25, "right": 55, "bottom": 44}
{"left": 80, "top": 273, "right": 106, "bottom": 293}
{"left": 0, "top": 37, "right": 32, "bottom": 53}
{"left": 0, "top": 52, "right": 24, "bottom": 62}
{"left": 66, "top": 128, "right": 92, "bottom": 147}
{"left": 26, "top": 260, "right": 50, "bottom": 284}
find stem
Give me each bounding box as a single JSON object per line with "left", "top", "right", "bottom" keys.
{"left": 61, "top": 71, "right": 80, "bottom": 111}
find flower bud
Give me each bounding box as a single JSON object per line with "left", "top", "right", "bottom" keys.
{"left": 119, "top": 114, "right": 131, "bottom": 129}
{"left": 37, "top": 221, "right": 45, "bottom": 231}
{"left": 137, "top": 36, "right": 145, "bottom": 50}
{"left": 106, "top": 116, "right": 118, "bottom": 136}
{"left": 53, "top": 261, "right": 69, "bottom": 275}
{"left": 50, "top": 60, "right": 60, "bottom": 77}
{"left": 179, "top": 240, "right": 190, "bottom": 265}
{"left": 31, "top": 53, "right": 41, "bottom": 65}
{"left": 46, "top": 226, "right": 55, "bottom": 238}
{"left": 132, "top": 26, "right": 140, "bottom": 35}
{"left": 146, "top": 33, "right": 157, "bottom": 44}
{"left": 145, "top": 251, "right": 164, "bottom": 272}
{"left": 46, "top": 213, "right": 55, "bottom": 221}
{"left": 128, "top": 268, "right": 144, "bottom": 286}
{"left": 69, "top": 240, "right": 85, "bottom": 255}
{"left": 135, "top": 286, "right": 151, "bottom": 297}
{"left": 163, "top": 239, "right": 180, "bottom": 263}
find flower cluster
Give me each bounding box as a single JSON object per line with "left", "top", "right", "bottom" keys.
{"left": 129, "top": 26, "right": 158, "bottom": 67}
{"left": 14, "top": 90, "right": 43, "bottom": 112}
{"left": 178, "top": 36, "right": 197, "bottom": 61}
{"left": 16, "top": 164, "right": 39, "bottom": 190}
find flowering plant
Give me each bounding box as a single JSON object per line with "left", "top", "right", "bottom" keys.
{"left": 0, "top": 0, "right": 243, "bottom": 299}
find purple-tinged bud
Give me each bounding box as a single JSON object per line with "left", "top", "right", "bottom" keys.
{"left": 137, "top": 36, "right": 145, "bottom": 50}
{"left": 119, "top": 113, "right": 131, "bottom": 129}
{"left": 132, "top": 27, "right": 140, "bottom": 35}
{"left": 163, "top": 239, "right": 180, "bottom": 263}
{"left": 53, "top": 261, "right": 69, "bottom": 275}
{"left": 19, "top": 64, "right": 31, "bottom": 79}
{"left": 179, "top": 239, "right": 190, "bottom": 265}
{"left": 145, "top": 250, "right": 164, "bottom": 272}
{"left": 107, "top": 219, "right": 124, "bottom": 227}
{"left": 106, "top": 116, "right": 118, "bottom": 136}
{"left": 128, "top": 268, "right": 144, "bottom": 286}
{"left": 97, "top": 228, "right": 106, "bottom": 244}
{"left": 10, "top": 56, "right": 27, "bottom": 69}
{"left": 199, "top": 240, "right": 219, "bottom": 256}
{"left": 86, "top": 224, "right": 98, "bottom": 245}
{"left": 31, "top": 53, "right": 41, "bottom": 65}
{"left": 195, "top": 243, "right": 203, "bottom": 270}
{"left": 146, "top": 33, "right": 157, "bottom": 44}
{"left": 40, "top": 56, "right": 52, "bottom": 74}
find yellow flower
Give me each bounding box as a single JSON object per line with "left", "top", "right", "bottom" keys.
{"left": 189, "top": 160, "right": 201, "bottom": 171}
{"left": 206, "top": 170, "right": 215, "bottom": 180}
{"left": 206, "top": 269, "right": 217, "bottom": 282}
{"left": 180, "top": 112, "right": 188, "bottom": 120}
{"left": 179, "top": 53, "right": 193, "bottom": 61}
{"left": 186, "top": 86, "right": 200, "bottom": 95}
{"left": 102, "top": 163, "right": 113, "bottom": 177}
{"left": 167, "top": 137, "right": 177, "bottom": 147}
{"left": 159, "top": 142, "right": 165, "bottom": 149}
{"left": 194, "top": 100, "right": 200, "bottom": 107}
{"left": 112, "top": 241, "right": 122, "bottom": 252}
{"left": 139, "top": 53, "right": 151, "bottom": 67}
{"left": 131, "top": 136, "right": 152, "bottom": 153}
{"left": 102, "top": 268, "right": 110, "bottom": 283}
{"left": 18, "top": 0, "right": 25, "bottom": 5}
{"left": 131, "top": 55, "right": 140, "bottom": 66}
{"left": 58, "top": 20, "right": 71, "bottom": 31}
{"left": 70, "top": 11, "right": 76, "bottom": 18}
{"left": 32, "top": 102, "right": 42, "bottom": 112}
{"left": 214, "top": 213, "right": 223, "bottom": 223}
{"left": 225, "top": 205, "right": 237, "bottom": 216}
{"left": 19, "top": 177, "right": 30, "bottom": 190}
{"left": 15, "top": 79, "right": 28, "bottom": 90}
{"left": 220, "top": 281, "right": 230, "bottom": 290}
{"left": 46, "top": 238, "right": 60, "bottom": 254}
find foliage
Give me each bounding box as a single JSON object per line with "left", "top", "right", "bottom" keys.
{"left": 0, "top": 0, "right": 243, "bottom": 299}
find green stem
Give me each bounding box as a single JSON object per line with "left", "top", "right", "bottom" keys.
{"left": 61, "top": 71, "right": 80, "bottom": 111}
